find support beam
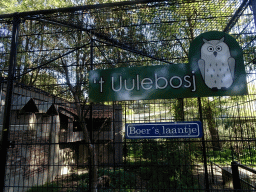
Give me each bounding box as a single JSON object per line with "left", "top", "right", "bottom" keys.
{"left": 0, "top": 0, "right": 171, "bottom": 19}
{"left": 197, "top": 97, "right": 210, "bottom": 191}
{"left": 17, "top": 43, "right": 91, "bottom": 78}
{"left": 251, "top": 0, "right": 256, "bottom": 28}
{"left": 0, "top": 14, "right": 20, "bottom": 192}
{"left": 224, "top": 0, "right": 250, "bottom": 33}
{"left": 34, "top": 17, "right": 174, "bottom": 65}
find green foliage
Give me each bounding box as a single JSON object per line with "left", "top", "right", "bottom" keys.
{"left": 0, "top": 0, "right": 71, "bottom": 14}
{"left": 98, "top": 168, "right": 137, "bottom": 191}
{"left": 125, "top": 139, "right": 199, "bottom": 190}
{"left": 0, "top": 0, "right": 133, "bottom": 14}
{"left": 65, "top": 168, "right": 138, "bottom": 192}
{"left": 27, "top": 182, "right": 60, "bottom": 192}
{"left": 208, "top": 147, "right": 256, "bottom": 165}
{"left": 125, "top": 161, "right": 197, "bottom": 191}
{"left": 208, "top": 149, "right": 234, "bottom": 164}
{"left": 240, "top": 147, "right": 256, "bottom": 164}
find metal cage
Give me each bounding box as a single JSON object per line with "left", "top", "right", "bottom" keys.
{"left": 0, "top": 0, "right": 256, "bottom": 191}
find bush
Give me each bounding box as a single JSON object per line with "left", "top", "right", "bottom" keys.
{"left": 27, "top": 182, "right": 59, "bottom": 192}
{"left": 68, "top": 168, "right": 138, "bottom": 192}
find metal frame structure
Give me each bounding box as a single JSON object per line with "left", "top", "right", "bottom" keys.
{"left": 0, "top": 0, "right": 255, "bottom": 191}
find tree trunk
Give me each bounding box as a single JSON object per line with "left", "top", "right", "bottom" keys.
{"left": 174, "top": 98, "right": 184, "bottom": 121}
{"left": 76, "top": 102, "right": 98, "bottom": 192}
{"left": 204, "top": 103, "right": 221, "bottom": 151}
{"left": 62, "top": 57, "right": 99, "bottom": 191}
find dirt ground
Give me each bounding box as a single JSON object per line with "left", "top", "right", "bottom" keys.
{"left": 54, "top": 163, "right": 256, "bottom": 191}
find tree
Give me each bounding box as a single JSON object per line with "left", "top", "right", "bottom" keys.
{"left": 0, "top": 0, "right": 72, "bottom": 14}
{"left": 0, "top": 0, "right": 128, "bottom": 14}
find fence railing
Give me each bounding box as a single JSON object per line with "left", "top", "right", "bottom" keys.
{"left": 231, "top": 161, "right": 256, "bottom": 191}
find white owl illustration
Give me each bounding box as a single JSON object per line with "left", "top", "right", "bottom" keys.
{"left": 198, "top": 37, "right": 235, "bottom": 89}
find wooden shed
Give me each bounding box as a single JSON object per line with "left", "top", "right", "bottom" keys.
{"left": 0, "top": 81, "right": 123, "bottom": 192}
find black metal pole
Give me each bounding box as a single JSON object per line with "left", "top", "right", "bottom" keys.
{"left": 0, "top": 14, "right": 20, "bottom": 192}
{"left": 89, "top": 37, "right": 94, "bottom": 192}
{"left": 251, "top": 0, "right": 256, "bottom": 29}
{"left": 112, "top": 101, "right": 116, "bottom": 171}
{"left": 197, "top": 97, "right": 210, "bottom": 191}
{"left": 231, "top": 161, "right": 241, "bottom": 191}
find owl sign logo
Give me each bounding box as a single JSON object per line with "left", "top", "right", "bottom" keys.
{"left": 199, "top": 37, "right": 234, "bottom": 89}
{"left": 189, "top": 31, "right": 247, "bottom": 94}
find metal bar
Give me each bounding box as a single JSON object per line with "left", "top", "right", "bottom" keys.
{"left": 89, "top": 37, "right": 94, "bottom": 192}
{"left": 30, "top": 17, "right": 174, "bottom": 65}
{"left": 251, "top": 0, "right": 256, "bottom": 28}
{"left": 16, "top": 43, "right": 91, "bottom": 79}
{"left": 237, "top": 162, "right": 256, "bottom": 174}
{"left": 113, "top": 101, "right": 116, "bottom": 171}
{"left": 89, "top": 103, "right": 93, "bottom": 191}
{"left": 0, "top": 13, "right": 20, "bottom": 192}
{"left": 223, "top": 0, "right": 250, "bottom": 33}
{"left": 0, "top": 0, "right": 172, "bottom": 19}
{"left": 211, "top": 161, "right": 215, "bottom": 184}
{"left": 240, "top": 179, "right": 256, "bottom": 189}
{"left": 94, "top": 39, "right": 174, "bottom": 65}
{"left": 231, "top": 161, "right": 242, "bottom": 191}
{"left": 91, "top": 38, "right": 94, "bottom": 71}
{"left": 197, "top": 97, "right": 210, "bottom": 191}
{"left": 0, "top": 77, "right": 3, "bottom": 115}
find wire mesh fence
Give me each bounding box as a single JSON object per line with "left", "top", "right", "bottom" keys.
{"left": 0, "top": 0, "right": 256, "bottom": 191}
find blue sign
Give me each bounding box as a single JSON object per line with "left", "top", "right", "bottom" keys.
{"left": 125, "top": 121, "right": 203, "bottom": 139}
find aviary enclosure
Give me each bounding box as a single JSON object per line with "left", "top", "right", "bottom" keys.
{"left": 0, "top": 0, "right": 256, "bottom": 191}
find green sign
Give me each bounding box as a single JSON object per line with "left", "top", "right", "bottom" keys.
{"left": 89, "top": 31, "right": 247, "bottom": 102}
